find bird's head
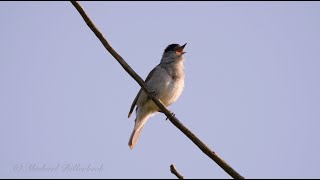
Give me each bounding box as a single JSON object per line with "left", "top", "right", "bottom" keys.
{"left": 161, "top": 43, "right": 187, "bottom": 63}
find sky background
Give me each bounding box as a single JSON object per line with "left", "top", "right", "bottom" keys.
{"left": 1, "top": 1, "right": 320, "bottom": 179}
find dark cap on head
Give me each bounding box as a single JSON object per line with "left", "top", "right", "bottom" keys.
{"left": 164, "top": 44, "right": 180, "bottom": 53}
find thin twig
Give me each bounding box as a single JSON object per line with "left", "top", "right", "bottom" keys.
{"left": 70, "top": 1, "right": 245, "bottom": 179}
{"left": 170, "top": 164, "right": 184, "bottom": 179}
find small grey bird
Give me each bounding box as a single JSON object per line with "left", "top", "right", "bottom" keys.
{"left": 127, "top": 43, "right": 187, "bottom": 149}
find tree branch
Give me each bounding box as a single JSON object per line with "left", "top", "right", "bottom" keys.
{"left": 70, "top": 1, "right": 245, "bottom": 179}
{"left": 170, "top": 164, "right": 184, "bottom": 179}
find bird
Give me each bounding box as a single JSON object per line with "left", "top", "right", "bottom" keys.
{"left": 127, "top": 43, "right": 187, "bottom": 149}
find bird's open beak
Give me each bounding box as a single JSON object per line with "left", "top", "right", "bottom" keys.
{"left": 176, "top": 43, "right": 187, "bottom": 54}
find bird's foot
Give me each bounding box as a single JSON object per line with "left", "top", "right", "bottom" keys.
{"left": 147, "top": 90, "right": 157, "bottom": 100}
{"left": 149, "top": 90, "right": 157, "bottom": 98}
{"left": 166, "top": 111, "right": 176, "bottom": 121}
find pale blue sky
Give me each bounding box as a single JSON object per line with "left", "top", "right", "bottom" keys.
{"left": 1, "top": 1, "right": 320, "bottom": 179}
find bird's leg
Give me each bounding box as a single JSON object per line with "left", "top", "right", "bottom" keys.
{"left": 148, "top": 89, "right": 175, "bottom": 120}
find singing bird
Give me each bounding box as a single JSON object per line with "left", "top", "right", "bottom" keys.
{"left": 128, "top": 43, "right": 187, "bottom": 149}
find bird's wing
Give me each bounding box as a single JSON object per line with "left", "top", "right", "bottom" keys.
{"left": 128, "top": 89, "right": 142, "bottom": 118}
{"left": 128, "top": 65, "right": 159, "bottom": 118}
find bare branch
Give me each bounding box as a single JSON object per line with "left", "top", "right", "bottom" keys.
{"left": 170, "top": 164, "right": 184, "bottom": 179}
{"left": 70, "top": 1, "right": 245, "bottom": 179}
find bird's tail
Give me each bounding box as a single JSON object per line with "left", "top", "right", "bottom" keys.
{"left": 128, "top": 112, "right": 152, "bottom": 150}
{"left": 128, "top": 125, "right": 144, "bottom": 150}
